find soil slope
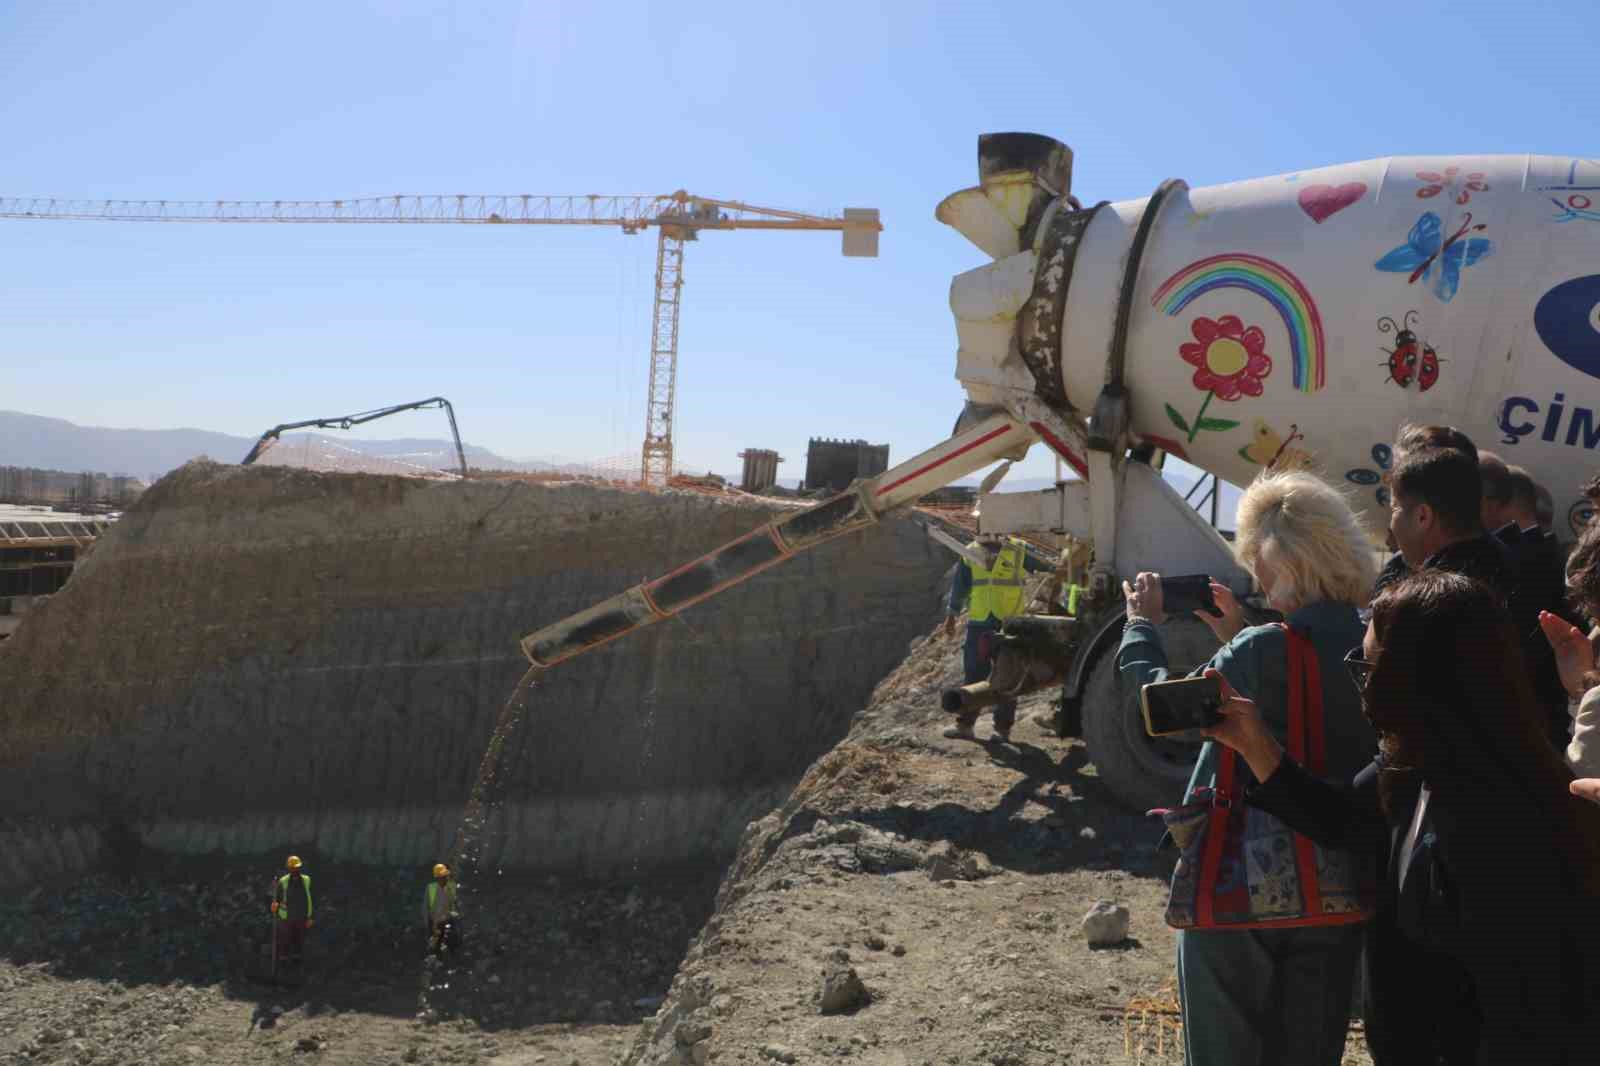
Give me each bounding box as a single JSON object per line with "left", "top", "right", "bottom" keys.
{"left": 623, "top": 626, "right": 1376, "bottom": 1066}
{"left": 0, "top": 463, "right": 949, "bottom": 885}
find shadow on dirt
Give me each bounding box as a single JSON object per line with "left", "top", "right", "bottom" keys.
{"left": 781, "top": 737, "right": 1180, "bottom": 884}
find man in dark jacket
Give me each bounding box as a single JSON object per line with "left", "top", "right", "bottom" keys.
{"left": 1503, "top": 466, "right": 1580, "bottom": 748}
{"left": 1386, "top": 445, "right": 1513, "bottom": 604}
{"left": 1478, "top": 449, "right": 1517, "bottom": 535}
{"left": 1373, "top": 425, "right": 1494, "bottom": 598}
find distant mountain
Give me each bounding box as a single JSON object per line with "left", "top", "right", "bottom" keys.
{"left": 0, "top": 410, "right": 538, "bottom": 480}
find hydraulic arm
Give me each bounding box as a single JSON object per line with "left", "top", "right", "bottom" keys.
{"left": 240, "top": 396, "right": 469, "bottom": 478}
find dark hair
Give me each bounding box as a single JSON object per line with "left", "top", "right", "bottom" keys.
{"left": 1478, "top": 451, "right": 1513, "bottom": 504}
{"left": 1568, "top": 521, "right": 1600, "bottom": 624}
{"left": 1396, "top": 423, "right": 1478, "bottom": 464}
{"left": 1368, "top": 571, "right": 1600, "bottom": 888}
{"left": 1389, "top": 446, "right": 1482, "bottom": 535}
{"left": 1535, "top": 483, "right": 1555, "bottom": 528}
{"left": 1504, "top": 466, "right": 1538, "bottom": 516}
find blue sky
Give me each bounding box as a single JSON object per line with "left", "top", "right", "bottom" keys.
{"left": 2, "top": 0, "right": 1596, "bottom": 484}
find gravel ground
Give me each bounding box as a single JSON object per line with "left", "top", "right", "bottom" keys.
{"left": 0, "top": 857, "right": 720, "bottom": 1066}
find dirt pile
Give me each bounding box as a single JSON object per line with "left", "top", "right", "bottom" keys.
{"left": 0, "top": 462, "right": 950, "bottom": 887}
{"left": 622, "top": 628, "right": 1376, "bottom": 1066}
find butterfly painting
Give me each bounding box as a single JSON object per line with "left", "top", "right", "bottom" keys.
{"left": 1374, "top": 211, "right": 1494, "bottom": 303}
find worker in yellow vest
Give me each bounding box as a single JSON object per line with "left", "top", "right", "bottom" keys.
{"left": 423, "top": 863, "right": 460, "bottom": 958}
{"left": 941, "top": 532, "right": 1042, "bottom": 741}
{"left": 270, "top": 855, "right": 313, "bottom": 970}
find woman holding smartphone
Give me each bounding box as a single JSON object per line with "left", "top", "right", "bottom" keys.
{"left": 1205, "top": 569, "right": 1600, "bottom": 1063}
{"left": 1118, "top": 469, "right": 1377, "bottom": 1066}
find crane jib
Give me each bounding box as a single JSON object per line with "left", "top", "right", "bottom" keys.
{"left": 1, "top": 191, "right": 880, "bottom": 486}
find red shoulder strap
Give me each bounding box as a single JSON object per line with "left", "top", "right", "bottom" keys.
{"left": 1196, "top": 748, "right": 1235, "bottom": 927}
{"left": 1285, "top": 625, "right": 1306, "bottom": 765}
{"left": 1300, "top": 632, "right": 1326, "bottom": 776}
{"left": 1284, "top": 624, "right": 1324, "bottom": 915}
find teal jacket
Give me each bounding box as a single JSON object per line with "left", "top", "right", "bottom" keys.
{"left": 1115, "top": 600, "right": 1374, "bottom": 803}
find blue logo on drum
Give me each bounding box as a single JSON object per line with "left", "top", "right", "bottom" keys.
{"left": 1534, "top": 275, "right": 1600, "bottom": 379}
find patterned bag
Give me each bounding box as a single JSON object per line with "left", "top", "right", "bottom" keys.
{"left": 1159, "top": 625, "right": 1376, "bottom": 929}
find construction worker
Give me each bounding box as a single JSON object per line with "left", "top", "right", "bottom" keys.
{"left": 941, "top": 530, "right": 1045, "bottom": 741}
{"left": 270, "top": 855, "right": 313, "bottom": 969}
{"left": 423, "top": 863, "right": 459, "bottom": 958}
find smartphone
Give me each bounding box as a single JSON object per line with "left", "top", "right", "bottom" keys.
{"left": 1141, "top": 675, "right": 1224, "bottom": 737}
{"left": 1492, "top": 522, "right": 1524, "bottom": 549}
{"left": 1161, "top": 574, "right": 1222, "bottom": 618}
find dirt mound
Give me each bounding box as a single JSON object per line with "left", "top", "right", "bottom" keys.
{"left": 0, "top": 461, "right": 950, "bottom": 887}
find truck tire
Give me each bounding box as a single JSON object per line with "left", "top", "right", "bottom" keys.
{"left": 1080, "top": 614, "right": 1221, "bottom": 812}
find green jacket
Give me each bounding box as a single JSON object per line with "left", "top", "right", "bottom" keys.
{"left": 1115, "top": 599, "right": 1373, "bottom": 804}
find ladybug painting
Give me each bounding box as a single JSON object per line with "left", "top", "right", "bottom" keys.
{"left": 1377, "top": 310, "right": 1443, "bottom": 392}
{"left": 1416, "top": 342, "right": 1441, "bottom": 391}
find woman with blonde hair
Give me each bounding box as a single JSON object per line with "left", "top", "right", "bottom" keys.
{"left": 1118, "top": 468, "right": 1378, "bottom": 1066}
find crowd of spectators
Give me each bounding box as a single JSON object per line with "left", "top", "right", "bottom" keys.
{"left": 1117, "top": 422, "right": 1600, "bottom": 1065}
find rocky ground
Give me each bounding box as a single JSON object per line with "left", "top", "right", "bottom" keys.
{"left": 2, "top": 621, "right": 1375, "bottom": 1066}
{"left": 0, "top": 856, "right": 719, "bottom": 1066}
{"left": 620, "top": 625, "right": 1376, "bottom": 1066}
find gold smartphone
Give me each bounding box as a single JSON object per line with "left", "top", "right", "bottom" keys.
{"left": 1140, "top": 676, "right": 1223, "bottom": 737}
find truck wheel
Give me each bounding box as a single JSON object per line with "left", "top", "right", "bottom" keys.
{"left": 1080, "top": 615, "right": 1221, "bottom": 812}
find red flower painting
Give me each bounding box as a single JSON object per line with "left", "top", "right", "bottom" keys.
{"left": 1416, "top": 166, "right": 1488, "bottom": 205}
{"left": 1166, "top": 315, "right": 1273, "bottom": 444}
{"left": 1179, "top": 314, "right": 1272, "bottom": 400}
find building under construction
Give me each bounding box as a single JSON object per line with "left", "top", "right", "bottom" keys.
{"left": 802, "top": 438, "right": 889, "bottom": 493}
{"left": 737, "top": 449, "right": 783, "bottom": 493}
{"left": 0, "top": 504, "right": 113, "bottom": 639}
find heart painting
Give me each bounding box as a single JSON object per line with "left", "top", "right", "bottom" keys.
{"left": 1298, "top": 182, "right": 1368, "bottom": 224}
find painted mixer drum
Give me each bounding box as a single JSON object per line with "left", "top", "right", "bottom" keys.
{"left": 1043, "top": 155, "right": 1600, "bottom": 537}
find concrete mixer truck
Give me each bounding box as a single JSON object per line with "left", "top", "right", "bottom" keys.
{"left": 518, "top": 132, "right": 1600, "bottom": 811}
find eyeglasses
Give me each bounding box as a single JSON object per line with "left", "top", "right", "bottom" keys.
{"left": 1343, "top": 646, "right": 1374, "bottom": 694}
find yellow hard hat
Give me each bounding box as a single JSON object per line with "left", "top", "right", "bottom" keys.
{"left": 286, "top": 855, "right": 302, "bottom": 871}
{"left": 433, "top": 863, "right": 450, "bottom": 878}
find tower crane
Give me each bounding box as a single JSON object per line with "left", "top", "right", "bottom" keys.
{"left": 0, "top": 191, "right": 882, "bottom": 486}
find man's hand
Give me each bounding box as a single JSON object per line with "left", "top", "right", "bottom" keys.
{"left": 1541, "top": 611, "right": 1596, "bottom": 699}
{"left": 1200, "top": 668, "right": 1284, "bottom": 783}
{"left": 943, "top": 615, "right": 957, "bottom": 638}
{"left": 305, "top": 919, "right": 314, "bottom": 929}
{"left": 1122, "top": 572, "right": 1166, "bottom": 626}
{"left": 1572, "top": 779, "right": 1600, "bottom": 804}
{"left": 1195, "top": 580, "right": 1245, "bottom": 644}
{"left": 270, "top": 902, "right": 279, "bottom": 916}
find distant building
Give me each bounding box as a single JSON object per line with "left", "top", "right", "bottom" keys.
{"left": 0, "top": 505, "right": 115, "bottom": 640}
{"left": 737, "top": 449, "right": 784, "bottom": 493}
{"left": 0, "top": 466, "right": 145, "bottom": 509}
{"left": 802, "top": 439, "right": 889, "bottom": 494}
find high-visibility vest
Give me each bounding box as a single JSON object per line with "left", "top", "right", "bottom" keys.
{"left": 275, "top": 873, "right": 313, "bottom": 921}
{"left": 968, "top": 539, "right": 1028, "bottom": 622}
{"left": 426, "top": 880, "right": 456, "bottom": 923}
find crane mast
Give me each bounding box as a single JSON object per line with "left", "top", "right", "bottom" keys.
{"left": 645, "top": 229, "right": 686, "bottom": 485}
{"left": 0, "top": 191, "right": 881, "bottom": 485}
